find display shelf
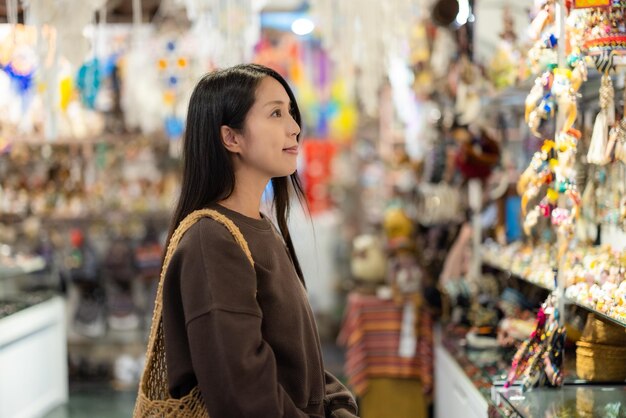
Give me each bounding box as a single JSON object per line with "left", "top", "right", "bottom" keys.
{"left": 436, "top": 325, "right": 509, "bottom": 418}
{"left": 0, "top": 291, "right": 57, "bottom": 319}
{"left": 67, "top": 328, "right": 146, "bottom": 346}
{"left": 482, "top": 259, "right": 555, "bottom": 292}
{"left": 0, "top": 259, "right": 47, "bottom": 281}
{"left": 494, "top": 385, "right": 626, "bottom": 418}
{"left": 0, "top": 296, "right": 68, "bottom": 418}
{"left": 569, "top": 300, "right": 626, "bottom": 329}
{"left": 482, "top": 257, "right": 626, "bottom": 329}
{"left": 2, "top": 132, "right": 171, "bottom": 147}
{"left": 41, "top": 210, "right": 171, "bottom": 224}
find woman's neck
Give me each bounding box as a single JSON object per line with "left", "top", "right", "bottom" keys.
{"left": 218, "top": 172, "right": 268, "bottom": 220}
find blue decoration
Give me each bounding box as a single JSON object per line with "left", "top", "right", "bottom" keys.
{"left": 2, "top": 63, "right": 34, "bottom": 95}
{"left": 543, "top": 33, "right": 558, "bottom": 49}
{"left": 166, "top": 41, "right": 176, "bottom": 52}
{"left": 76, "top": 59, "right": 102, "bottom": 109}
{"left": 168, "top": 75, "right": 178, "bottom": 86}
{"left": 102, "top": 53, "right": 120, "bottom": 78}
{"left": 505, "top": 196, "right": 522, "bottom": 242}
{"left": 165, "top": 115, "right": 184, "bottom": 139}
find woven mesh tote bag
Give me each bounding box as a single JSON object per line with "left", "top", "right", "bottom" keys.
{"left": 133, "top": 209, "right": 254, "bottom": 418}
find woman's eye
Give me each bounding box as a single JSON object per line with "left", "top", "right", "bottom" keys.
{"left": 271, "top": 109, "right": 282, "bottom": 117}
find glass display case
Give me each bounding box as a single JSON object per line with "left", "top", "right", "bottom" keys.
{"left": 495, "top": 385, "right": 626, "bottom": 418}
{"left": 0, "top": 250, "right": 68, "bottom": 418}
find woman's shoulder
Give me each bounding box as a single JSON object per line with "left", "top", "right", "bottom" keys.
{"left": 176, "top": 217, "right": 244, "bottom": 256}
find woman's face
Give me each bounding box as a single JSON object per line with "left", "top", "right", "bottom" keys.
{"left": 236, "top": 76, "right": 301, "bottom": 179}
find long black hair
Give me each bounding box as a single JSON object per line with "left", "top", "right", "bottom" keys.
{"left": 166, "top": 63, "right": 307, "bottom": 281}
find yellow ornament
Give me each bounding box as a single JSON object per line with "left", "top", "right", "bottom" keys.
{"left": 547, "top": 189, "right": 559, "bottom": 203}
{"left": 162, "top": 90, "right": 175, "bottom": 105}
{"left": 541, "top": 140, "right": 555, "bottom": 153}
{"left": 59, "top": 76, "right": 73, "bottom": 111}
{"left": 383, "top": 208, "right": 414, "bottom": 240}
{"left": 549, "top": 158, "right": 559, "bottom": 170}
{"left": 330, "top": 105, "right": 357, "bottom": 143}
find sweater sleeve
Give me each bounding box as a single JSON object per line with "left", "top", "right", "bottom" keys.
{"left": 323, "top": 371, "right": 359, "bottom": 417}
{"left": 187, "top": 312, "right": 311, "bottom": 417}
{"left": 178, "top": 220, "right": 310, "bottom": 418}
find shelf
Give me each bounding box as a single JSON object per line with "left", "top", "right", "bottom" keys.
{"left": 0, "top": 210, "right": 171, "bottom": 226}
{"left": 0, "top": 259, "right": 48, "bottom": 281}
{"left": 568, "top": 300, "right": 626, "bottom": 329}
{"left": 0, "top": 296, "right": 68, "bottom": 418}
{"left": 2, "top": 132, "right": 171, "bottom": 147}
{"left": 482, "top": 259, "right": 626, "bottom": 329}
{"left": 482, "top": 259, "right": 555, "bottom": 292}
{"left": 41, "top": 210, "right": 171, "bottom": 224}
{"left": 67, "top": 326, "right": 146, "bottom": 346}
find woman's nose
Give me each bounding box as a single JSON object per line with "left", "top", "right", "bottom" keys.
{"left": 289, "top": 117, "right": 301, "bottom": 137}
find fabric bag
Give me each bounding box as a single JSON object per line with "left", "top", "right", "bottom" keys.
{"left": 133, "top": 209, "right": 254, "bottom": 418}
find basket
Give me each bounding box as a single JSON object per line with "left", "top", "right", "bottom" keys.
{"left": 133, "top": 209, "right": 254, "bottom": 418}
{"left": 580, "top": 314, "right": 626, "bottom": 345}
{"left": 576, "top": 340, "right": 626, "bottom": 382}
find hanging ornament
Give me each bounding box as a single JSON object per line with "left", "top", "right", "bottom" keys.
{"left": 588, "top": 74, "right": 615, "bottom": 165}
{"left": 311, "top": 0, "right": 415, "bottom": 116}
{"left": 76, "top": 59, "right": 102, "bottom": 109}
{"left": 582, "top": 2, "right": 626, "bottom": 61}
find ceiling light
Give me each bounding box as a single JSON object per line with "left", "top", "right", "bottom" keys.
{"left": 291, "top": 17, "right": 314, "bottom": 36}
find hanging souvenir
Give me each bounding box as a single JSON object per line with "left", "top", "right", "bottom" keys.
{"left": 552, "top": 69, "right": 578, "bottom": 134}
{"left": 588, "top": 74, "right": 615, "bottom": 165}
{"left": 581, "top": 1, "right": 626, "bottom": 60}
{"left": 76, "top": 58, "right": 102, "bottom": 109}
{"left": 528, "top": 0, "right": 556, "bottom": 41}
{"left": 609, "top": 86, "right": 626, "bottom": 164}
{"left": 505, "top": 293, "right": 566, "bottom": 391}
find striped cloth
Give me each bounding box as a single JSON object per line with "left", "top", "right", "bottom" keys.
{"left": 338, "top": 292, "right": 433, "bottom": 397}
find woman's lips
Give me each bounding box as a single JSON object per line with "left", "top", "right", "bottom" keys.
{"left": 283, "top": 146, "right": 299, "bottom": 155}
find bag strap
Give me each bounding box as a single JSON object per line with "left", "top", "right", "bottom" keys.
{"left": 140, "top": 208, "right": 254, "bottom": 391}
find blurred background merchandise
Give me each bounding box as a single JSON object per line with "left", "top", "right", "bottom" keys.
{"left": 1, "top": 1, "right": 626, "bottom": 418}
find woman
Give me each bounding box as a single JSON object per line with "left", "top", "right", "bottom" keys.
{"left": 161, "top": 64, "right": 359, "bottom": 417}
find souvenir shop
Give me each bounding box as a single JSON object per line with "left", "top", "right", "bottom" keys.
{"left": 1, "top": 0, "right": 626, "bottom": 418}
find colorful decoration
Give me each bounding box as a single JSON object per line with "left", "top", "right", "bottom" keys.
{"left": 154, "top": 39, "right": 192, "bottom": 140}
{"left": 505, "top": 294, "right": 566, "bottom": 390}
{"left": 301, "top": 139, "right": 337, "bottom": 214}
{"left": 76, "top": 59, "right": 102, "bottom": 109}
{"left": 574, "top": 0, "right": 611, "bottom": 7}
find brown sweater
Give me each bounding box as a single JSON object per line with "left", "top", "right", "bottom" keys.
{"left": 162, "top": 204, "right": 358, "bottom": 418}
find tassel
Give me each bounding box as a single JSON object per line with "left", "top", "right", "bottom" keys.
{"left": 605, "top": 126, "right": 618, "bottom": 163}
{"left": 588, "top": 111, "right": 609, "bottom": 164}
{"left": 616, "top": 137, "right": 626, "bottom": 163}
{"left": 614, "top": 87, "right": 626, "bottom": 164}
{"left": 602, "top": 73, "right": 615, "bottom": 125}
{"left": 587, "top": 74, "right": 614, "bottom": 165}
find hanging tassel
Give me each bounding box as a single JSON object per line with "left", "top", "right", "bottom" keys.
{"left": 616, "top": 135, "right": 626, "bottom": 163}
{"left": 588, "top": 111, "right": 608, "bottom": 164}
{"left": 614, "top": 85, "right": 626, "bottom": 164}
{"left": 605, "top": 126, "right": 618, "bottom": 163}
{"left": 587, "top": 74, "right": 614, "bottom": 165}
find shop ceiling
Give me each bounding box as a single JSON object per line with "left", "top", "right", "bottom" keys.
{"left": 0, "top": 0, "right": 306, "bottom": 23}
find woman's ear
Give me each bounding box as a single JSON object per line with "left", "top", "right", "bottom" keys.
{"left": 220, "top": 125, "right": 242, "bottom": 153}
